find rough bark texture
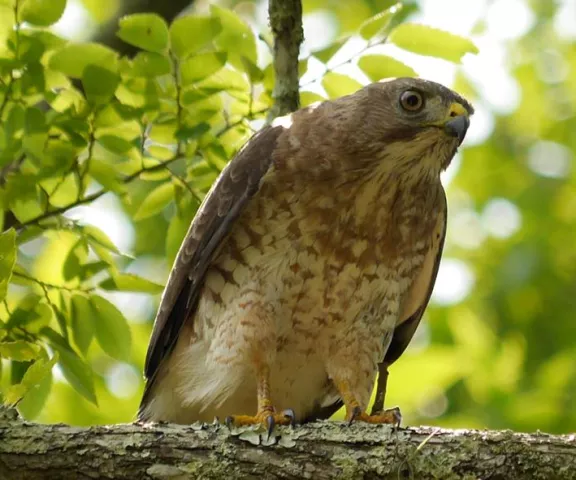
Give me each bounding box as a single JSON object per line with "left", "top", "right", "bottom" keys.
{"left": 1, "top": 407, "right": 575, "bottom": 480}
{"left": 267, "top": 0, "right": 304, "bottom": 120}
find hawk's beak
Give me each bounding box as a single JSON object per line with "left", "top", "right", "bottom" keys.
{"left": 443, "top": 102, "right": 470, "bottom": 145}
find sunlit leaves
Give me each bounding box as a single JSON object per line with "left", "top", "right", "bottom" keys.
{"left": 0, "top": 340, "right": 40, "bottom": 361}
{"left": 322, "top": 72, "right": 362, "bottom": 98}
{"left": 0, "top": 229, "right": 16, "bottom": 301}
{"left": 180, "top": 52, "right": 227, "bottom": 84}
{"left": 312, "top": 38, "right": 347, "bottom": 64}
{"left": 90, "top": 295, "right": 132, "bottom": 362}
{"left": 82, "top": 64, "right": 120, "bottom": 105}
{"left": 117, "top": 13, "right": 169, "bottom": 53}
{"left": 131, "top": 52, "right": 171, "bottom": 77}
{"left": 134, "top": 182, "right": 174, "bottom": 220}
{"left": 99, "top": 273, "right": 163, "bottom": 294}
{"left": 389, "top": 23, "right": 479, "bottom": 63}
{"left": 211, "top": 5, "right": 256, "bottom": 67}
{"left": 49, "top": 43, "right": 119, "bottom": 78}
{"left": 44, "top": 327, "right": 97, "bottom": 404}
{"left": 358, "top": 54, "right": 416, "bottom": 80}
{"left": 4, "top": 353, "right": 58, "bottom": 406}
{"left": 169, "top": 15, "right": 222, "bottom": 59}
{"left": 19, "top": 0, "right": 66, "bottom": 27}
{"left": 70, "top": 295, "right": 96, "bottom": 355}
{"left": 358, "top": 3, "right": 402, "bottom": 40}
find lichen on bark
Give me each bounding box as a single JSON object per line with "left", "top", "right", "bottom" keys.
{"left": 267, "top": 0, "right": 304, "bottom": 121}
{"left": 1, "top": 408, "right": 575, "bottom": 479}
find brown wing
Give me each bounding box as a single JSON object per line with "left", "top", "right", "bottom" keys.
{"left": 139, "top": 125, "right": 285, "bottom": 411}
{"left": 370, "top": 192, "right": 447, "bottom": 413}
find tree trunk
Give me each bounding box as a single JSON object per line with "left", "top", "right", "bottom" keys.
{"left": 1, "top": 408, "right": 575, "bottom": 479}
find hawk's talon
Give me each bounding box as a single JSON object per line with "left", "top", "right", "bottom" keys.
{"left": 224, "top": 415, "right": 234, "bottom": 430}
{"left": 348, "top": 405, "right": 363, "bottom": 426}
{"left": 266, "top": 414, "right": 275, "bottom": 439}
{"left": 282, "top": 408, "right": 296, "bottom": 426}
{"left": 347, "top": 406, "right": 402, "bottom": 426}
{"left": 224, "top": 408, "right": 296, "bottom": 433}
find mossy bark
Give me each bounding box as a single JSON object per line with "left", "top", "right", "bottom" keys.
{"left": 1, "top": 407, "right": 575, "bottom": 479}
{"left": 267, "top": 0, "right": 304, "bottom": 120}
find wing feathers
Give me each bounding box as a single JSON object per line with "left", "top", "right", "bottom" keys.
{"left": 141, "top": 125, "right": 285, "bottom": 389}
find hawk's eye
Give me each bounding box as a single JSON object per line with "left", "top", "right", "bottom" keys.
{"left": 399, "top": 90, "right": 424, "bottom": 112}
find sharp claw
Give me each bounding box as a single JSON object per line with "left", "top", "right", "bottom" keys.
{"left": 348, "top": 406, "right": 362, "bottom": 426}
{"left": 225, "top": 416, "right": 234, "bottom": 430}
{"left": 391, "top": 407, "right": 402, "bottom": 428}
{"left": 266, "top": 415, "right": 275, "bottom": 440}
{"left": 282, "top": 408, "right": 296, "bottom": 427}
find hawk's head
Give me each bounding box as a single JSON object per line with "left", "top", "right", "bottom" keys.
{"left": 275, "top": 77, "right": 474, "bottom": 180}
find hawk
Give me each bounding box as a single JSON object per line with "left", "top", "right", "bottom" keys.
{"left": 138, "top": 78, "right": 473, "bottom": 431}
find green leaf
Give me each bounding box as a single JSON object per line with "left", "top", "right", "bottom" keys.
{"left": 211, "top": 5, "right": 256, "bottom": 68}
{"left": 358, "top": 54, "right": 417, "bottom": 81}
{"left": 88, "top": 158, "right": 124, "bottom": 193}
{"left": 99, "top": 273, "right": 164, "bottom": 294}
{"left": 300, "top": 91, "right": 326, "bottom": 106}
{"left": 0, "top": 341, "right": 41, "bottom": 361}
{"left": 169, "top": 15, "right": 222, "bottom": 59}
{"left": 180, "top": 52, "right": 227, "bottom": 84}
{"left": 97, "top": 134, "right": 134, "bottom": 154}
{"left": 23, "top": 106, "right": 48, "bottom": 162}
{"left": 6, "top": 294, "right": 51, "bottom": 333}
{"left": 134, "top": 182, "right": 174, "bottom": 220}
{"left": 117, "top": 13, "right": 169, "bottom": 53}
{"left": 83, "top": 225, "right": 121, "bottom": 254}
{"left": 81, "top": 260, "right": 110, "bottom": 278}
{"left": 43, "top": 327, "right": 97, "bottom": 404}
{"left": 195, "top": 67, "right": 249, "bottom": 96}
{"left": 312, "top": 38, "right": 347, "bottom": 64}
{"left": 175, "top": 123, "right": 210, "bottom": 142}
{"left": 19, "top": 0, "right": 66, "bottom": 27}
{"left": 321, "top": 72, "right": 363, "bottom": 98}
{"left": 388, "top": 23, "right": 479, "bottom": 63}
{"left": 49, "top": 43, "right": 119, "bottom": 78}
{"left": 90, "top": 295, "right": 132, "bottom": 361}
{"left": 63, "top": 238, "right": 88, "bottom": 281}
{"left": 17, "top": 363, "right": 52, "bottom": 419}
{"left": 131, "top": 51, "right": 172, "bottom": 77}
{"left": 5, "top": 354, "right": 57, "bottom": 407}
{"left": 240, "top": 56, "right": 264, "bottom": 83}
{"left": 70, "top": 294, "right": 95, "bottom": 355}
{"left": 359, "top": 4, "right": 401, "bottom": 40}
{"left": 0, "top": 229, "right": 17, "bottom": 302}
{"left": 82, "top": 64, "right": 120, "bottom": 105}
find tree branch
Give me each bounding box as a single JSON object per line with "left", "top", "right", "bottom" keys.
{"left": 1, "top": 408, "right": 575, "bottom": 480}
{"left": 267, "top": 0, "right": 303, "bottom": 120}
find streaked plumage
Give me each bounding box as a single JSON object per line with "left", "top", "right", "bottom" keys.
{"left": 138, "top": 78, "right": 473, "bottom": 425}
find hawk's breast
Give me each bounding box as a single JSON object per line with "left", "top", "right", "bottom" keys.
{"left": 193, "top": 168, "right": 440, "bottom": 417}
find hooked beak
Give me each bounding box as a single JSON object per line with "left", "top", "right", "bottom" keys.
{"left": 443, "top": 102, "right": 471, "bottom": 145}
{"left": 444, "top": 115, "right": 470, "bottom": 145}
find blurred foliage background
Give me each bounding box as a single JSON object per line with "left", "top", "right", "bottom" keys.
{"left": 0, "top": 0, "right": 575, "bottom": 435}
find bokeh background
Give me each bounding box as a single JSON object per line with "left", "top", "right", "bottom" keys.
{"left": 1, "top": 0, "right": 576, "bottom": 434}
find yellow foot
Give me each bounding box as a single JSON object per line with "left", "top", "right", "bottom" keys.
{"left": 225, "top": 407, "right": 296, "bottom": 437}
{"left": 347, "top": 406, "right": 402, "bottom": 427}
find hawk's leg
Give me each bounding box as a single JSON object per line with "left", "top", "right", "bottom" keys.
{"left": 369, "top": 362, "right": 399, "bottom": 418}
{"left": 335, "top": 378, "right": 402, "bottom": 426}
{"left": 225, "top": 363, "right": 295, "bottom": 434}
